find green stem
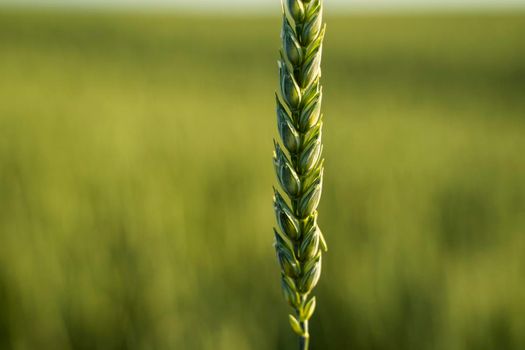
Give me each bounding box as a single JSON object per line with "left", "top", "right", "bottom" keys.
{"left": 299, "top": 320, "right": 309, "bottom": 350}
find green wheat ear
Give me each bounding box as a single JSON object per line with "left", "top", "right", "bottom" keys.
{"left": 273, "top": 0, "right": 327, "bottom": 349}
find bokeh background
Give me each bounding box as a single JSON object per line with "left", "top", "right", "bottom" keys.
{"left": 1, "top": 0, "right": 525, "bottom": 349}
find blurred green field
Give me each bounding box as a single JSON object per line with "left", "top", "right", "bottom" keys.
{"left": 0, "top": 9, "right": 525, "bottom": 350}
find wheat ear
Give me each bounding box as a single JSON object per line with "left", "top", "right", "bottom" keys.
{"left": 273, "top": 0, "right": 327, "bottom": 349}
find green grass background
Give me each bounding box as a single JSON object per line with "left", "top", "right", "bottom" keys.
{"left": 0, "top": 9, "right": 524, "bottom": 350}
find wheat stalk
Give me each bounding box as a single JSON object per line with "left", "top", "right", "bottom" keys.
{"left": 273, "top": 0, "right": 327, "bottom": 349}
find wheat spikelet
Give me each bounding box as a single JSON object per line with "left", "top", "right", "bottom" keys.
{"left": 273, "top": 0, "right": 327, "bottom": 348}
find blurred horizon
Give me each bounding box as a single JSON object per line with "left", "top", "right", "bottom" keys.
{"left": 2, "top": 0, "right": 525, "bottom": 13}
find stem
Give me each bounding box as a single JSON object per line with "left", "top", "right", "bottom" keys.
{"left": 299, "top": 320, "right": 309, "bottom": 350}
